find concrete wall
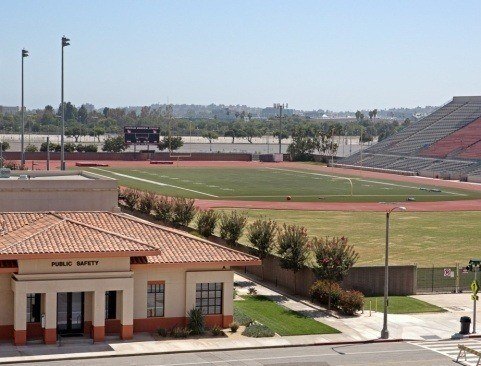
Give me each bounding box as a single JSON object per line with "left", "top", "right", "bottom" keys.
{"left": 2, "top": 151, "right": 252, "bottom": 162}
{"left": 0, "top": 172, "right": 118, "bottom": 212}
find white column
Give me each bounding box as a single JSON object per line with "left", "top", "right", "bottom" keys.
{"left": 92, "top": 290, "right": 105, "bottom": 342}
{"left": 44, "top": 292, "right": 57, "bottom": 330}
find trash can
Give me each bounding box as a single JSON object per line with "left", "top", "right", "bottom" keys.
{"left": 460, "top": 316, "right": 471, "bottom": 335}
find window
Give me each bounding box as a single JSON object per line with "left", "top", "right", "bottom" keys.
{"left": 26, "top": 293, "right": 41, "bottom": 323}
{"left": 195, "top": 283, "right": 222, "bottom": 315}
{"left": 105, "top": 291, "right": 117, "bottom": 319}
{"left": 147, "top": 282, "right": 165, "bottom": 317}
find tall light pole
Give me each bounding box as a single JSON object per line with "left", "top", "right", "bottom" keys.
{"left": 274, "top": 103, "right": 287, "bottom": 154}
{"left": 21, "top": 49, "right": 29, "bottom": 168}
{"left": 60, "top": 36, "right": 70, "bottom": 171}
{"left": 381, "top": 206, "right": 407, "bottom": 340}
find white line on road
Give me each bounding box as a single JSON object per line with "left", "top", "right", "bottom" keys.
{"left": 145, "top": 347, "right": 434, "bottom": 366}
{"left": 90, "top": 168, "right": 219, "bottom": 198}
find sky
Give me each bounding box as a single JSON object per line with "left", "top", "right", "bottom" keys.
{"left": 1, "top": 0, "right": 481, "bottom": 111}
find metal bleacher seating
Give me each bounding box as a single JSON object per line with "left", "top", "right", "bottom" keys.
{"left": 337, "top": 97, "right": 481, "bottom": 177}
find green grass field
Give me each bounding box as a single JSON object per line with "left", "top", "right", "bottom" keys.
{"left": 363, "top": 296, "right": 445, "bottom": 314}
{"left": 86, "top": 166, "right": 481, "bottom": 202}
{"left": 219, "top": 209, "right": 481, "bottom": 267}
{"left": 234, "top": 295, "right": 339, "bottom": 336}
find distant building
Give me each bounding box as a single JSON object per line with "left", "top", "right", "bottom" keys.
{"left": 0, "top": 106, "right": 19, "bottom": 115}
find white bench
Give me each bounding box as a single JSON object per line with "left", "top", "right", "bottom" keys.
{"left": 457, "top": 344, "right": 481, "bottom": 365}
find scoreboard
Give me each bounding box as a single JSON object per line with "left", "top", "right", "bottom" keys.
{"left": 124, "top": 126, "right": 160, "bottom": 144}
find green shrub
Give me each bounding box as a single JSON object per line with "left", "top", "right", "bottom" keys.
{"left": 25, "top": 144, "right": 38, "bottom": 152}
{"left": 153, "top": 195, "right": 173, "bottom": 222}
{"left": 196, "top": 209, "right": 218, "bottom": 237}
{"left": 138, "top": 191, "right": 156, "bottom": 214}
{"left": 64, "top": 142, "right": 76, "bottom": 153}
{"left": 211, "top": 325, "right": 224, "bottom": 336}
{"left": 247, "top": 287, "right": 257, "bottom": 295}
{"left": 229, "top": 322, "right": 239, "bottom": 333}
{"left": 40, "top": 141, "right": 59, "bottom": 152}
{"left": 234, "top": 307, "right": 252, "bottom": 326}
{"left": 84, "top": 144, "right": 98, "bottom": 152}
{"left": 123, "top": 188, "right": 140, "bottom": 210}
{"left": 171, "top": 197, "right": 197, "bottom": 226}
{"left": 187, "top": 308, "right": 205, "bottom": 335}
{"left": 242, "top": 323, "right": 275, "bottom": 338}
{"left": 308, "top": 280, "right": 342, "bottom": 308}
{"left": 338, "top": 290, "right": 364, "bottom": 315}
{"left": 219, "top": 211, "right": 247, "bottom": 245}
{"left": 157, "top": 327, "right": 168, "bottom": 337}
{"left": 170, "top": 326, "right": 191, "bottom": 338}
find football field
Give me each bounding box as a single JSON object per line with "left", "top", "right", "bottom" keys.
{"left": 86, "top": 165, "right": 481, "bottom": 203}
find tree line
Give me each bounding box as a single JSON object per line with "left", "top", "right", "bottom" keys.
{"left": 0, "top": 103, "right": 411, "bottom": 147}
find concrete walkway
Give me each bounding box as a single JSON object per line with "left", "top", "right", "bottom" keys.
{"left": 234, "top": 273, "right": 480, "bottom": 341}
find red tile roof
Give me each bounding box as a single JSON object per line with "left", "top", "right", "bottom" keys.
{"left": 0, "top": 212, "right": 260, "bottom": 266}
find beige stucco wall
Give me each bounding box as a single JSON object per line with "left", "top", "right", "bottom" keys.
{"left": 0, "top": 274, "right": 13, "bottom": 325}
{"left": 0, "top": 172, "right": 118, "bottom": 212}
{"left": 18, "top": 257, "right": 130, "bottom": 275}
{"left": 132, "top": 265, "right": 234, "bottom": 319}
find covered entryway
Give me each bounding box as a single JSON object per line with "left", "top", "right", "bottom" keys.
{"left": 57, "top": 292, "right": 84, "bottom": 335}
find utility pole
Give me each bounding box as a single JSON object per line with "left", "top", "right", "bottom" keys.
{"left": 60, "top": 36, "right": 70, "bottom": 171}
{"left": 467, "top": 259, "right": 481, "bottom": 334}
{"left": 381, "top": 206, "right": 407, "bottom": 339}
{"left": 274, "top": 103, "right": 287, "bottom": 154}
{"left": 21, "top": 49, "right": 29, "bottom": 168}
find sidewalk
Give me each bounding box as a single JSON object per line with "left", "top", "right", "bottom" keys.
{"left": 234, "top": 273, "right": 479, "bottom": 341}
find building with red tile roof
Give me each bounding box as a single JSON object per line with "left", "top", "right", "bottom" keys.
{"left": 0, "top": 211, "right": 260, "bottom": 345}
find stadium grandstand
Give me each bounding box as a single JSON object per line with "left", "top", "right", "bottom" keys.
{"left": 336, "top": 96, "right": 481, "bottom": 182}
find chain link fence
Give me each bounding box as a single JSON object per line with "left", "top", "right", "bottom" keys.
{"left": 417, "top": 265, "right": 475, "bottom": 293}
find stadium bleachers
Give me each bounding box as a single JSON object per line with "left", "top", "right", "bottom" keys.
{"left": 337, "top": 96, "right": 481, "bottom": 179}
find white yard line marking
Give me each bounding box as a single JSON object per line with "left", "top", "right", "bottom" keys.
{"left": 265, "top": 167, "right": 466, "bottom": 196}
{"left": 91, "top": 168, "right": 219, "bottom": 198}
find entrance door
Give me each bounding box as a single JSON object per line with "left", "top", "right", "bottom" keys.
{"left": 57, "top": 292, "right": 84, "bottom": 335}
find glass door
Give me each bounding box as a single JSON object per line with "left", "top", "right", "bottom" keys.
{"left": 57, "top": 292, "right": 84, "bottom": 335}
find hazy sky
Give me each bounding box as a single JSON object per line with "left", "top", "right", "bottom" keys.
{"left": 1, "top": 0, "right": 481, "bottom": 111}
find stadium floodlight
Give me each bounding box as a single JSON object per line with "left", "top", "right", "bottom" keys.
{"left": 381, "top": 206, "right": 407, "bottom": 340}
{"left": 20, "top": 49, "right": 29, "bottom": 169}
{"left": 60, "top": 36, "right": 70, "bottom": 171}
{"left": 274, "top": 103, "right": 287, "bottom": 154}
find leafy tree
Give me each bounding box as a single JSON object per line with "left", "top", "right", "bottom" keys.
{"left": 66, "top": 122, "right": 86, "bottom": 142}
{"left": 102, "top": 136, "right": 126, "bottom": 152}
{"left": 78, "top": 105, "right": 88, "bottom": 123}
{"left": 247, "top": 219, "right": 277, "bottom": 279}
{"left": 102, "top": 107, "right": 109, "bottom": 118}
{"left": 219, "top": 211, "right": 247, "bottom": 245}
{"left": 277, "top": 224, "right": 310, "bottom": 294}
{"left": 196, "top": 209, "right": 218, "bottom": 237}
{"left": 287, "top": 135, "right": 317, "bottom": 161}
{"left": 243, "top": 125, "right": 261, "bottom": 143}
{"left": 202, "top": 131, "right": 219, "bottom": 151}
{"left": 312, "top": 236, "right": 359, "bottom": 309}
{"left": 157, "top": 136, "right": 183, "bottom": 151}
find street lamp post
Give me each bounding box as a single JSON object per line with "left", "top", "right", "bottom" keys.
{"left": 21, "top": 49, "right": 29, "bottom": 168}
{"left": 381, "top": 206, "right": 407, "bottom": 339}
{"left": 60, "top": 36, "right": 70, "bottom": 171}
{"left": 274, "top": 103, "right": 287, "bottom": 154}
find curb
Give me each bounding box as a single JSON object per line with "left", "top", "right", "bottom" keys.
{"left": 0, "top": 338, "right": 407, "bottom": 364}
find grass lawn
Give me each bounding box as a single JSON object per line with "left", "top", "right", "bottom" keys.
{"left": 220, "top": 209, "right": 481, "bottom": 267}
{"left": 363, "top": 296, "right": 445, "bottom": 314}
{"left": 85, "top": 166, "right": 480, "bottom": 202}
{"left": 234, "top": 295, "right": 340, "bottom": 336}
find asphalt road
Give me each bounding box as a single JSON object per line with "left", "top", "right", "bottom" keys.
{"left": 4, "top": 342, "right": 454, "bottom": 366}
